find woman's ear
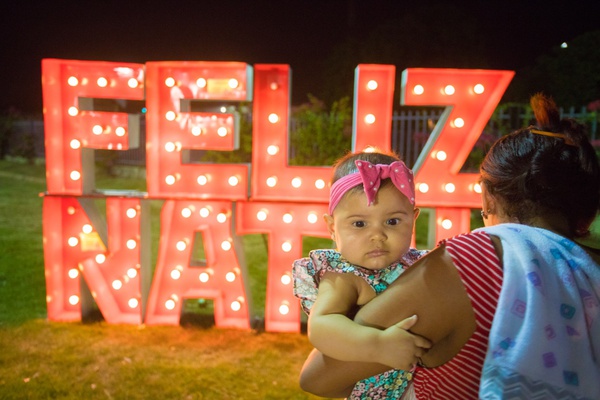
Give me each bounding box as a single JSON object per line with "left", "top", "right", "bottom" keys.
{"left": 323, "top": 214, "right": 335, "bottom": 240}
{"left": 481, "top": 186, "right": 497, "bottom": 218}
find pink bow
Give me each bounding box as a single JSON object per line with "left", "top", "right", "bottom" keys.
{"left": 328, "top": 160, "right": 415, "bottom": 214}
{"left": 356, "top": 160, "right": 415, "bottom": 206}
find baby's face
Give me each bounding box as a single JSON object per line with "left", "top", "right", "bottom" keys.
{"left": 328, "top": 184, "right": 417, "bottom": 270}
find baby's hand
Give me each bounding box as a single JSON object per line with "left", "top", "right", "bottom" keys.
{"left": 375, "top": 315, "right": 431, "bottom": 370}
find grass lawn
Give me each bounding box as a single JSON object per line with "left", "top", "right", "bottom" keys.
{"left": 0, "top": 158, "right": 483, "bottom": 399}
{"left": 0, "top": 159, "right": 330, "bottom": 399}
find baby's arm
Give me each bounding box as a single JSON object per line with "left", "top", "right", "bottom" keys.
{"left": 308, "top": 271, "right": 430, "bottom": 370}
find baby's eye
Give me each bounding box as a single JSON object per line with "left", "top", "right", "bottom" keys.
{"left": 352, "top": 221, "right": 366, "bottom": 228}
{"left": 386, "top": 218, "right": 401, "bottom": 226}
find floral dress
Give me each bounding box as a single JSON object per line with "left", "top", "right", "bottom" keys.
{"left": 293, "top": 248, "right": 426, "bottom": 399}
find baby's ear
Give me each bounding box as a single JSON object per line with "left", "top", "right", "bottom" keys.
{"left": 323, "top": 214, "right": 335, "bottom": 237}
{"left": 413, "top": 207, "right": 421, "bottom": 221}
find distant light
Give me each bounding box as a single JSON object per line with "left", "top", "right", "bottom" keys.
{"left": 561, "top": 42, "right": 568, "bottom": 49}
{"left": 413, "top": 85, "right": 424, "bottom": 95}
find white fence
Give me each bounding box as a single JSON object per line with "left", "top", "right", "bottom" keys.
{"left": 7, "top": 106, "right": 598, "bottom": 167}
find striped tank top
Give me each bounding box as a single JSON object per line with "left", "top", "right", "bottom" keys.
{"left": 413, "top": 231, "right": 503, "bottom": 399}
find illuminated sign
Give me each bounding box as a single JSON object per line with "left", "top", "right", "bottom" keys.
{"left": 42, "top": 58, "right": 513, "bottom": 332}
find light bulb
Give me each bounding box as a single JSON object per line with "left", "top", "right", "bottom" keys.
{"left": 228, "top": 176, "right": 239, "bottom": 186}
{"left": 97, "top": 77, "right": 108, "bottom": 87}
{"left": 453, "top": 118, "right": 465, "bottom": 128}
{"left": 281, "top": 241, "right": 292, "bottom": 252}
{"left": 364, "top": 114, "right": 376, "bottom": 124}
{"left": 165, "top": 77, "right": 176, "bottom": 87}
{"left": 441, "top": 219, "right": 453, "bottom": 230}
{"left": 226, "top": 272, "right": 236, "bottom": 282}
{"left": 199, "top": 272, "right": 210, "bottom": 282}
{"left": 266, "top": 176, "right": 277, "bottom": 187}
{"left": 281, "top": 273, "right": 292, "bottom": 285}
{"left": 444, "top": 183, "right": 456, "bottom": 193}
{"left": 256, "top": 209, "right": 268, "bottom": 221}
{"left": 279, "top": 302, "right": 290, "bottom": 315}
{"left": 127, "top": 78, "right": 139, "bottom": 88}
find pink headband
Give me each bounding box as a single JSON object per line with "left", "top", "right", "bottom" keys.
{"left": 329, "top": 160, "right": 415, "bottom": 214}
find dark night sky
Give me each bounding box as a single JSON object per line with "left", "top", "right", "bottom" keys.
{"left": 1, "top": 0, "right": 599, "bottom": 114}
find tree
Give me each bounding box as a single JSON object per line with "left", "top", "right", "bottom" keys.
{"left": 507, "top": 30, "right": 600, "bottom": 107}
{"left": 289, "top": 95, "right": 353, "bottom": 166}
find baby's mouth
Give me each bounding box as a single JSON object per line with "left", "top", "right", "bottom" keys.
{"left": 367, "top": 249, "right": 387, "bottom": 257}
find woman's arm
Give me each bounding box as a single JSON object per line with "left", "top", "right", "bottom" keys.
{"left": 300, "top": 246, "right": 477, "bottom": 395}
{"left": 308, "top": 271, "right": 431, "bottom": 369}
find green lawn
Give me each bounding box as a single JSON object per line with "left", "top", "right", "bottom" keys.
{"left": 0, "top": 159, "right": 331, "bottom": 399}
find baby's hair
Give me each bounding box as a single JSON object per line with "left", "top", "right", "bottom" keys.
{"left": 480, "top": 93, "right": 600, "bottom": 237}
